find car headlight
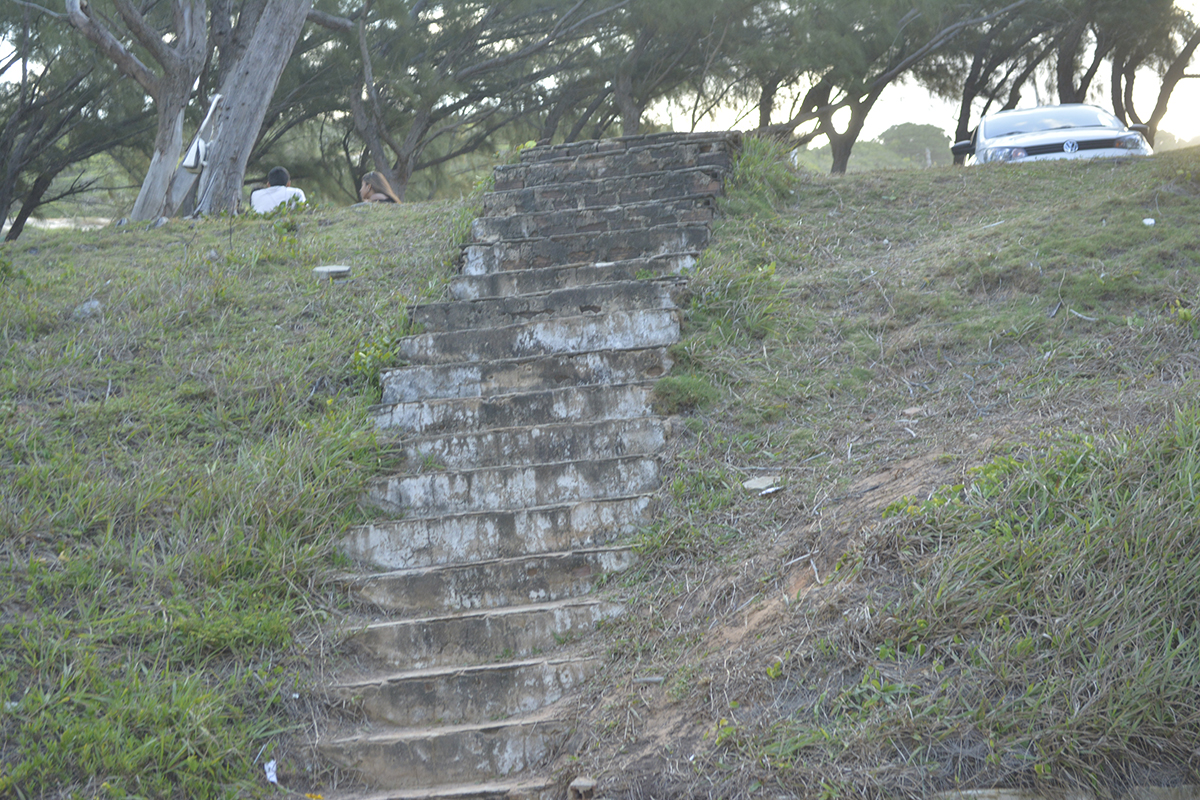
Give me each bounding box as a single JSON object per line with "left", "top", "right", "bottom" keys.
{"left": 1115, "top": 133, "right": 1149, "bottom": 151}
{"left": 978, "top": 146, "right": 1027, "bottom": 163}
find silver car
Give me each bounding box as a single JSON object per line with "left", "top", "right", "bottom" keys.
{"left": 951, "top": 104, "right": 1153, "bottom": 164}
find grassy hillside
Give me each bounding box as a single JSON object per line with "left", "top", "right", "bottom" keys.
{"left": 0, "top": 200, "right": 471, "bottom": 797}
{"left": 3, "top": 142, "right": 1200, "bottom": 799}
{"left": 572, "top": 141, "right": 1200, "bottom": 799}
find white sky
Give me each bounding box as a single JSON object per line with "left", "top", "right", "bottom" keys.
{"left": 676, "top": 0, "right": 1200, "bottom": 144}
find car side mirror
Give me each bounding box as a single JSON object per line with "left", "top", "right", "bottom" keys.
{"left": 1129, "top": 123, "right": 1153, "bottom": 146}
{"left": 951, "top": 140, "right": 975, "bottom": 157}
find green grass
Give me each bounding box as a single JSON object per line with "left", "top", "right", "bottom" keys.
{"left": 1, "top": 198, "right": 469, "bottom": 798}
{"left": 7, "top": 138, "right": 1200, "bottom": 800}
{"left": 584, "top": 140, "right": 1200, "bottom": 798}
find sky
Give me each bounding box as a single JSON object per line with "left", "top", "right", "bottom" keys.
{"left": 676, "top": 0, "right": 1200, "bottom": 145}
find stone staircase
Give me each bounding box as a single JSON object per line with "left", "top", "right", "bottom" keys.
{"left": 319, "top": 131, "right": 739, "bottom": 799}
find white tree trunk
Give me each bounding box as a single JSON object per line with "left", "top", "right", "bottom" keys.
{"left": 65, "top": 0, "right": 207, "bottom": 221}
{"left": 196, "top": 0, "right": 313, "bottom": 215}
{"left": 130, "top": 95, "right": 188, "bottom": 220}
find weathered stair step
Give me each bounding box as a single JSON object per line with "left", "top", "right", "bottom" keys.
{"left": 365, "top": 455, "right": 660, "bottom": 516}
{"left": 342, "top": 494, "right": 653, "bottom": 570}
{"left": 334, "top": 656, "right": 600, "bottom": 727}
{"left": 449, "top": 254, "right": 697, "bottom": 301}
{"left": 350, "top": 546, "right": 637, "bottom": 614}
{"left": 320, "top": 710, "right": 567, "bottom": 789}
{"left": 520, "top": 130, "right": 736, "bottom": 162}
{"left": 397, "top": 309, "right": 680, "bottom": 365}
{"left": 470, "top": 198, "right": 714, "bottom": 243}
{"left": 462, "top": 225, "right": 711, "bottom": 274}
{"left": 493, "top": 135, "right": 735, "bottom": 191}
{"left": 351, "top": 598, "right": 624, "bottom": 669}
{"left": 410, "top": 279, "right": 687, "bottom": 333}
{"left": 379, "top": 347, "right": 670, "bottom": 406}
{"left": 329, "top": 778, "right": 555, "bottom": 800}
{"left": 373, "top": 382, "right": 656, "bottom": 435}
{"left": 389, "top": 417, "right": 666, "bottom": 471}
{"left": 482, "top": 166, "right": 725, "bottom": 217}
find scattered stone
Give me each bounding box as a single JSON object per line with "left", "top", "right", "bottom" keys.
{"left": 151, "top": 216, "right": 169, "bottom": 229}
{"left": 901, "top": 406, "right": 925, "bottom": 417}
{"left": 205, "top": 250, "right": 219, "bottom": 261}
{"left": 313, "top": 264, "right": 351, "bottom": 281}
{"left": 72, "top": 300, "right": 102, "bottom": 321}
{"left": 569, "top": 777, "right": 598, "bottom": 800}
{"left": 742, "top": 476, "right": 779, "bottom": 492}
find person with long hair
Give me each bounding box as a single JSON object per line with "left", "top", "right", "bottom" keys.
{"left": 359, "top": 171, "right": 401, "bottom": 203}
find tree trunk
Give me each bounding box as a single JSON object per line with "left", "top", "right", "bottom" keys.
{"left": 4, "top": 172, "right": 52, "bottom": 242}
{"left": 615, "top": 31, "right": 653, "bottom": 136}
{"left": 130, "top": 86, "right": 189, "bottom": 220}
{"left": 196, "top": 0, "right": 313, "bottom": 215}
{"left": 822, "top": 88, "right": 882, "bottom": 176}
{"left": 389, "top": 106, "right": 432, "bottom": 202}
{"left": 65, "top": 0, "right": 207, "bottom": 221}
{"left": 758, "top": 78, "right": 778, "bottom": 130}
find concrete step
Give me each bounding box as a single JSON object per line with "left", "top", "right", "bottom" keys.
{"left": 519, "top": 130, "right": 738, "bottom": 165}
{"left": 482, "top": 167, "right": 724, "bottom": 217}
{"left": 462, "top": 225, "right": 711, "bottom": 274}
{"left": 389, "top": 417, "right": 666, "bottom": 471}
{"left": 319, "top": 709, "right": 568, "bottom": 789}
{"left": 349, "top": 546, "right": 637, "bottom": 614}
{"left": 380, "top": 347, "right": 671, "bottom": 405}
{"left": 494, "top": 134, "right": 736, "bottom": 191}
{"left": 449, "top": 254, "right": 696, "bottom": 301}
{"left": 471, "top": 198, "right": 714, "bottom": 243}
{"left": 322, "top": 778, "right": 556, "bottom": 800}
{"left": 374, "top": 381, "right": 655, "bottom": 435}
{"left": 411, "top": 278, "right": 687, "bottom": 333}
{"left": 334, "top": 657, "right": 599, "bottom": 727}
{"left": 341, "top": 494, "right": 653, "bottom": 571}
{"left": 351, "top": 598, "right": 625, "bottom": 669}
{"left": 397, "top": 309, "right": 680, "bottom": 366}
{"left": 364, "top": 455, "right": 660, "bottom": 517}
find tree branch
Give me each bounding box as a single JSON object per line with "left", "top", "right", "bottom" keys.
{"left": 65, "top": 0, "right": 161, "bottom": 97}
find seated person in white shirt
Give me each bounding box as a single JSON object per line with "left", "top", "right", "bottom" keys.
{"left": 249, "top": 166, "right": 306, "bottom": 213}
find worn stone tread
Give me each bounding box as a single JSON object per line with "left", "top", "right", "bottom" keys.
{"left": 448, "top": 254, "right": 697, "bottom": 301}
{"left": 319, "top": 778, "right": 556, "bottom": 800}
{"left": 410, "top": 277, "right": 687, "bottom": 333}
{"left": 380, "top": 417, "right": 667, "bottom": 471}
{"left": 332, "top": 656, "right": 600, "bottom": 726}
{"left": 351, "top": 597, "right": 625, "bottom": 669}
{"left": 347, "top": 546, "right": 636, "bottom": 613}
{"left": 341, "top": 494, "right": 654, "bottom": 570}
{"left": 373, "top": 382, "right": 658, "bottom": 435}
{"left": 377, "top": 348, "right": 670, "bottom": 407}
{"left": 396, "top": 308, "right": 681, "bottom": 365}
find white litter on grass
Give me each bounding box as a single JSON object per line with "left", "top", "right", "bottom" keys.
{"left": 1143, "top": 218, "right": 1156, "bottom": 226}
{"left": 742, "top": 476, "right": 779, "bottom": 492}
{"left": 264, "top": 760, "right": 278, "bottom": 784}
{"left": 313, "top": 264, "right": 351, "bottom": 280}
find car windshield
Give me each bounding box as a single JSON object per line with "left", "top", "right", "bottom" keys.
{"left": 983, "top": 106, "right": 1122, "bottom": 139}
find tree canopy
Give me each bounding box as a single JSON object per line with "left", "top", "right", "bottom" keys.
{"left": 2, "top": 0, "right": 1198, "bottom": 233}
